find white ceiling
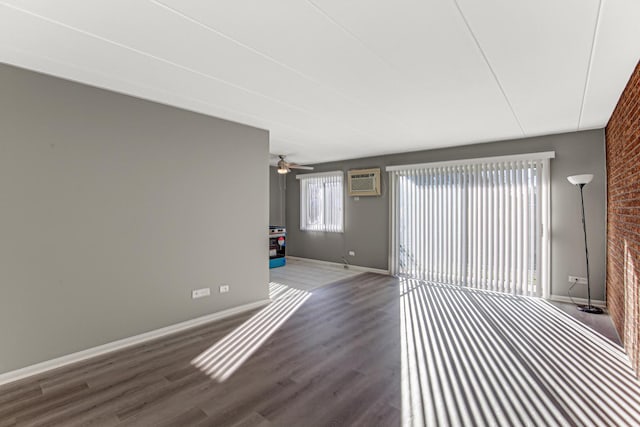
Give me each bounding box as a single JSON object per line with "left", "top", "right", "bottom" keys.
{"left": 1, "top": 0, "right": 639, "bottom": 165}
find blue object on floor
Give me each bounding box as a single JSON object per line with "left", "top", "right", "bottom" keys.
{"left": 269, "top": 226, "right": 286, "bottom": 269}
{"left": 270, "top": 257, "right": 286, "bottom": 269}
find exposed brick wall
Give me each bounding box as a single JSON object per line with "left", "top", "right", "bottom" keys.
{"left": 606, "top": 59, "right": 640, "bottom": 376}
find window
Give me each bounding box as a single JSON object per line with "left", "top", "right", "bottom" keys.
{"left": 297, "top": 171, "right": 344, "bottom": 232}
{"left": 387, "top": 152, "right": 553, "bottom": 297}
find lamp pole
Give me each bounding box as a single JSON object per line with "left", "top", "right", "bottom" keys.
{"left": 577, "top": 183, "right": 603, "bottom": 314}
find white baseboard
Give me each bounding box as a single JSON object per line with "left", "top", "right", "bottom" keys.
{"left": 548, "top": 294, "right": 607, "bottom": 308}
{"left": 286, "top": 256, "right": 390, "bottom": 275}
{"left": 0, "top": 299, "right": 271, "bottom": 387}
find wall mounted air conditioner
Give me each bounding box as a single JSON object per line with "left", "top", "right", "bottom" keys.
{"left": 348, "top": 168, "right": 381, "bottom": 196}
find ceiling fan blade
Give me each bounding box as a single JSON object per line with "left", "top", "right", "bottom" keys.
{"left": 288, "top": 165, "right": 314, "bottom": 170}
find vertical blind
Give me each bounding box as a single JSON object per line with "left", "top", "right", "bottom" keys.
{"left": 388, "top": 153, "right": 553, "bottom": 297}
{"left": 297, "top": 171, "right": 344, "bottom": 232}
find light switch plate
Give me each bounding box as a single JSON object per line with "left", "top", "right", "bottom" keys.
{"left": 192, "top": 288, "right": 211, "bottom": 299}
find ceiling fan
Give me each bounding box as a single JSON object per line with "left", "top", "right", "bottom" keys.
{"left": 276, "top": 155, "right": 314, "bottom": 174}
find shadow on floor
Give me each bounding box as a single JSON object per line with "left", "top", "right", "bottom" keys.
{"left": 400, "top": 278, "right": 640, "bottom": 426}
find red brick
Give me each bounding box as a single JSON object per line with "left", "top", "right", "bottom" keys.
{"left": 606, "top": 59, "right": 640, "bottom": 377}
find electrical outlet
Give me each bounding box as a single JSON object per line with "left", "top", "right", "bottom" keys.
{"left": 192, "top": 288, "right": 211, "bottom": 299}
{"left": 348, "top": 250, "right": 356, "bottom": 256}
{"left": 219, "top": 284, "right": 230, "bottom": 293}
{"left": 568, "top": 276, "right": 588, "bottom": 285}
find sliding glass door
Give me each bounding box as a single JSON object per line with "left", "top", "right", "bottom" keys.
{"left": 388, "top": 153, "right": 552, "bottom": 297}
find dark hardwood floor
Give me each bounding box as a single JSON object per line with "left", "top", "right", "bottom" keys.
{"left": 0, "top": 274, "right": 401, "bottom": 426}
{"left": 1, "top": 273, "right": 639, "bottom": 426}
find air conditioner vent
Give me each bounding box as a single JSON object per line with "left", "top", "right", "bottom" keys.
{"left": 348, "top": 168, "right": 381, "bottom": 196}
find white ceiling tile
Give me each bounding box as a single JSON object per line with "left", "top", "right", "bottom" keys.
{"left": 155, "top": 0, "right": 407, "bottom": 108}
{"left": 265, "top": 0, "right": 523, "bottom": 129}
{"left": 1, "top": 0, "right": 637, "bottom": 164}
{"left": 579, "top": 0, "right": 640, "bottom": 129}
{"left": 455, "top": 0, "right": 601, "bottom": 135}
{"left": 1, "top": 1, "right": 398, "bottom": 137}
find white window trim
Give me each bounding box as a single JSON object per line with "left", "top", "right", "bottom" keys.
{"left": 386, "top": 151, "right": 555, "bottom": 172}
{"left": 296, "top": 170, "right": 344, "bottom": 180}
{"left": 298, "top": 171, "right": 344, "bottom": 233}
{"left": 388, "top": 152, "right": 553, "bottom": 298}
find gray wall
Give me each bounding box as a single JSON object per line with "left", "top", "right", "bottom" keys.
{"left": 0, "top": 64, "right": 269, "bottom": 374}
{"left": 269, "top": 167, "right": 285, "bottom": 226}
{"left": 286, "top": 130, "right": 607, "bottom": 300}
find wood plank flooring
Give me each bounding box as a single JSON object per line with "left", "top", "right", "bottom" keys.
{"left": 0, "top": 274, "right": 401, "bottom": 426}
{"left": 269, "top": 258, "right": 363, "bottom": 292}
{"left": 1, "top": 273, "right": 640, "bottom": 426}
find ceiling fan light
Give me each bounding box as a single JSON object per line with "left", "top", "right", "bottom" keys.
{"left": 277, "top": 167, "right": 289, "bottom": 174}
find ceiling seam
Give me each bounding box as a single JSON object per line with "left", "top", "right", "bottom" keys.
{"left": 0, "top": 43, "right": 322, "bottom": 138}
{"left": 0, "top": 49, "right": 327, "bottom": 160}
{"left": 307, "top": 0, "right": 519, "bottom": 129}
{"left": 0, "top": 2, "right": 379, "bottom": 140}
{"left": 577, "top": 0, "right": 604, "bottom": 130}
{"left": 304, "top": 0, "right": 396, "bottom": 70}
{"left": 150, "top": 0, "right": 412, "bottom": 131}
{"left": 452, "top": 0, "right": 526, "bottom": 136}
{"left": 0, "top": 4, "right": 306, "bottom": 116}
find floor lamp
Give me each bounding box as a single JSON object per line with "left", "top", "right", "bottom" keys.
{"left": 567, "top": 174, "right": 603, "bottom": 314}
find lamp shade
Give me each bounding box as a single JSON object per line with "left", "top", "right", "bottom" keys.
{"left": 567, "top": 174, "right": 594, "bottom": 185}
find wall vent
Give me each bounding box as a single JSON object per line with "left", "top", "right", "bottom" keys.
{"left": 348, "top": 168, "right": 381, "bottom": 196}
